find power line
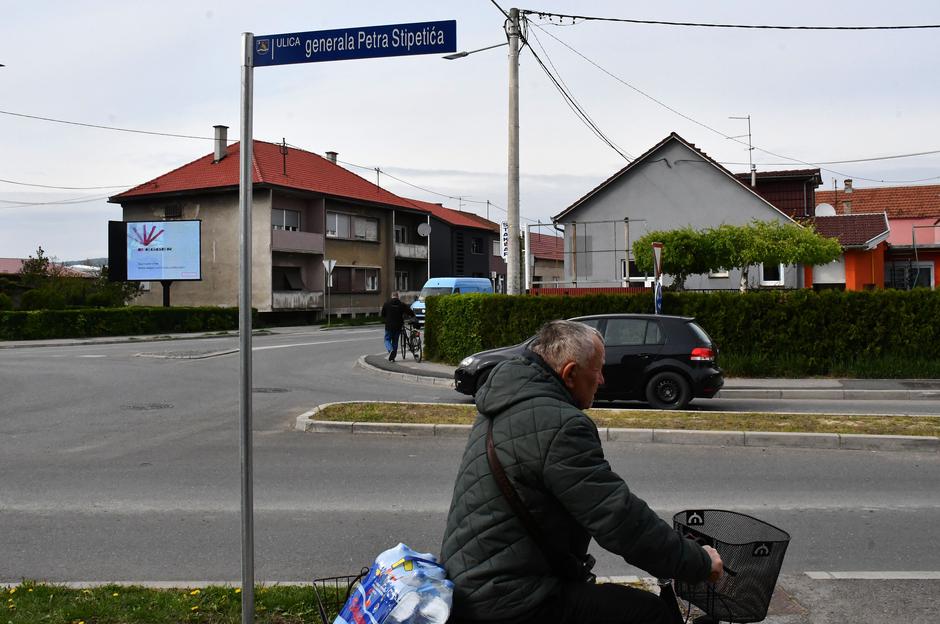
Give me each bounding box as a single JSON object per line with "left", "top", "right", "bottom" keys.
{"left": 525, "top": 23, "right": 633, "bottom": 161}
{"left": 0, "top": 110, "right": 219, "bottom": 141}
{"left": 521, "top": 10, "right": 940, "bottom": 30}
{"left": 526, "top": 21, "right": 940, "bottom": 184}
{"left": 523, "top": 22, "right": 631, "bottom": 161}
{"left": 0, "top": 194, "right": 112, "bottom": 209}
{"left": 722, "top": 148, "right": 940, "bottom": 166}
{"left": 0, "top": 177, "right": 133, "bottom": 190}
{"left": 283, "top": 143, "right": 538, "bottom": 223}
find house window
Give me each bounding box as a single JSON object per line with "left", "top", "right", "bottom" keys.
{"left": 760, "top": 263, "right": 785, "bottom": 286}
{"left": 395, "top": 271, "right": 409, "bottom": 291}
{"left": 625, "top": 259, "right": 652, "bottom": 286}
{"left": 886, "top": 261, "right": 934, "bottom": 290}
{"left": 326, "top": 212, "right": 378, "bottom": 241}
{"left": 272, "top": 266, "right": 304, "bottom": 290}
{"left": 394, "top": 225, "right": 407, "bottom": 244}
{"left": 272, "top": 209, "right": 300, "bottom": 231}
{"left": 493, "top": 241, "right": 501, "bottom": 257}
{"left": 330, "top": 267, "right": 380, "bottom": 293}
{"left": 326, "top": 212, "right": 348, "bottom": 238}
{"left": 471, "top": 237, "right": 484, "bottom": 255}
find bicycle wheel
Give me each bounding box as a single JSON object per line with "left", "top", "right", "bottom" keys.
{"left": 411, "top": 334, "right": 422, "bottom": 363}
{"left": 399, "top": 331, "right": 409, "bottom": 360}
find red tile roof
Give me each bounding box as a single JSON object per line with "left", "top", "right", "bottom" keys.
{"left": 810, "top": 213, "right": 890, "bottom": 248}
{"left": 403, "top": 198, "right": 498, "bottom": 232}
{"left": 528, "top": 232, "right": 564, "bottom": 261}
{"left": 0, "top": 258, "right": 89, "bottom": 277}
{"left": 111, "top": 141, "right": 423, "bottom": 211}
{"left": 815, "top": 184, "right": 940, "bottom": 219}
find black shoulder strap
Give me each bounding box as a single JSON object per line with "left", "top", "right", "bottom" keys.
{"left": 486, "top": 417, "right": 568, "bottom": 577}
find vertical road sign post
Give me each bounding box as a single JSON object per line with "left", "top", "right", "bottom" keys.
{"left": 322, "top": 259, "right": 336, "bottom": 327}
{"left": 652, "top": 241, "right": 663, "bottom": 315}
{"left": 238, "top": 21, "right": 455, "bottom": 624}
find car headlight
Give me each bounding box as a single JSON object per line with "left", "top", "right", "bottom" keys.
{"left": 459, "top": 356, "right": 476, "bottom": 368}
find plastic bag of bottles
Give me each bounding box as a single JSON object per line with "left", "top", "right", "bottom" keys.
{"left": 334, "top": 543, "right": 454, "bottom": 624}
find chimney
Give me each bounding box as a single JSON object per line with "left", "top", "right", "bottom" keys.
{"left": 325, "top": 151, "right": 338, "bottom": 164}
{"left": 844, "top": 179, "right": 853, "bottom": 193}
{"left": 213, "top": 125, "right": 228, "bottom": 163}
{"left": 842, "top": 179, "right": 853, "bottom": 214}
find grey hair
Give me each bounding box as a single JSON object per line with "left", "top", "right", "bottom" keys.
{"left": 529, "top": 320, "right": 602, "bottom": 371}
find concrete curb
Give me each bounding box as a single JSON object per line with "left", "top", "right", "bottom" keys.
{"left": 717, "top": 388, "right": 940, "bottom": 401}
{"left": 355, "top": 355, "right": 456, "bottom": 388}
{"left": 295, "top": 404, "right": 940, "bottom": 453}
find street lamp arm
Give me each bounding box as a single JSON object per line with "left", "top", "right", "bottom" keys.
{"left": 443, "top": 42, "right": 508, "bottom": 60}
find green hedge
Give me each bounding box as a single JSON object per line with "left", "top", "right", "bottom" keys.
{"left": 424, "top": 290, "right": 940, "bottom": 376}
{"left": 0, "top": 306, "right": 248, "bottom": 341}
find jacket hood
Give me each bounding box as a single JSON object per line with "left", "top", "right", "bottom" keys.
{"left": 475, "top": 350, "right": 575, "bottom": 416}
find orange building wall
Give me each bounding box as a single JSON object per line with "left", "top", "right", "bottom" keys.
{"left": 844, "top": 243, "right": 886, "bottom": 291}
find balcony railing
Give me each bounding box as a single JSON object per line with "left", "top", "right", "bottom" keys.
{"left": 272, "top": 229, "right": 324, "bottom": 254}
{"left": 395, "top": 242, "right": 428, "bottom": 260}
{"left": 272, "top": 290, "right": 324, "bottom": 310}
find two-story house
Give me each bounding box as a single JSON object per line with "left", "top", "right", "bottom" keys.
{"left": 109, "top": 126, "right": 431, "bottom": 316}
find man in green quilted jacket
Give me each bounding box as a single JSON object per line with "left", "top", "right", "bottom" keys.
{"left": 441, "top": 320, "right": 722, "bottom": 624}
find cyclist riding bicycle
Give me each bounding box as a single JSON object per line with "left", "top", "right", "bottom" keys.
{"left": 441, "top": 320, "right": 722, "bottom": 624}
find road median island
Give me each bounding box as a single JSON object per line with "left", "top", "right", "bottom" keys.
{"left": 299, "top": 403, "right": 940, "bottom": 452}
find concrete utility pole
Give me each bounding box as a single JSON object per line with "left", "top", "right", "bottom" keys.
{"left": 507, "top": 7, "right": 521, "bottom": 295}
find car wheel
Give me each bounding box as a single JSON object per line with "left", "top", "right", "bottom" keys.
{"left": 645, "top": 371, "right": 691, "bottom": 410}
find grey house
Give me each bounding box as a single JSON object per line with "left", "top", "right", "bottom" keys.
{"left": 552, "top": 133, "right": 802, "bottom": 290}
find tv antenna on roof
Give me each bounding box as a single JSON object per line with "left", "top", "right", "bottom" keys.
{"left": 729, "top": 115, "right": 755, "bottom": 187}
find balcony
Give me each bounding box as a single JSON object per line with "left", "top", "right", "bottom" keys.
{"left": 272, "top": 290, "right": 324, "bottom": 310}
{"left": 272, "top": 229, "right": 324, "bottom": 255}
{"left": 395, "top": 242, "right": 428, "bottom": 260}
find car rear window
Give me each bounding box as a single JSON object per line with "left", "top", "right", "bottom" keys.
{"left": 686, "top": 321, "right": 713, "bottom": 345}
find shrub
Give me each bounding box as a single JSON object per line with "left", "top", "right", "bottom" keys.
{"left": 0, "top": 307, "right": 247, "bottom": 341}
{"left": 0, "top": 292, "right": 12, "bottom": 311}
{"left": 424, "top": 290, "right": 940, "bottom": 378}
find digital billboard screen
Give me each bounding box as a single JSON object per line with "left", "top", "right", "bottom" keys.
{"left": 120, "top": 220, "right": 202, "bottom": 281}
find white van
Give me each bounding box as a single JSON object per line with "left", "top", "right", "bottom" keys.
{"left": 410, "top": 277, "right": 494, "bottom": 326}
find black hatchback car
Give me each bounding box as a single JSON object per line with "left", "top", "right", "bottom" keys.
{"left": 453, "top": 314, "right": 723, "bottom": 410}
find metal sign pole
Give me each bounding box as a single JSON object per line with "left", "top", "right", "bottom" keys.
{"left": 238, "top": 31, "right": 255, "bottom": 624}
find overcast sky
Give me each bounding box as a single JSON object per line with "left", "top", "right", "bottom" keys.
{"left": 3, "top": 1, "right": 939, "bottom": 261}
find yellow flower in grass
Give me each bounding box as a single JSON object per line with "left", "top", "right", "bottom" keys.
{"left": 191, "top": 605, "right": 199, "bottom": 611}
{"left": 28, "top": 588, "right": 33, "bottom": 592}
{"left": 8, "top": 588, "right": 15, "bottom": 594}
{"left": 190, "top": 589, "right": 201, "bottom": 596}
{"left": 112, "top": 592, "right": 119, "bottom": 597}
{"left": 235, "top": 588, "right": 241, "bottom": 594}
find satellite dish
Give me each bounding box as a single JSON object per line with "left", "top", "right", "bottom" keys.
{"left": 417, "top": 222, "right": 432, "bottom": 237}
{"left": 815, "top": 203, "right": 836, "bottom": 216}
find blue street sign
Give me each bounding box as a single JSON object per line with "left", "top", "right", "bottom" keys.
{"left": 254, "top": 20, "right": 456, "bottom": 67}
{"left": 654, "top": 281, "right": 663, "bottom": 315}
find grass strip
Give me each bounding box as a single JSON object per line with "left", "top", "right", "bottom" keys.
{"left": 316, "top": 402, "right": 940, "bottom": 437}
{"left": 2, "top": 580, "right": 347, "bottom": 624}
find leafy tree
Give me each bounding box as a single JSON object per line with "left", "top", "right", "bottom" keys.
{"left": 631, "top": 226, "right": 715, "bottom": 291}
{"left": 18, "top": 245, "right": 64, "bottom": 287}
{"left": 633, "top": 221, "right": 842, "bottom": 291}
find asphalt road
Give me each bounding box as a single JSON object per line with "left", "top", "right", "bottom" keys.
{"left": 1, "top": 326, "right": 939, "bottom": 623}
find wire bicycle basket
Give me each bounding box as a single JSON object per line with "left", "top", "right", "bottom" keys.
{"left": 673, "top": 510, "right": 790, "bottom": 623}
{"left": 311, "top": 568, "right": 370, "bottom": 624}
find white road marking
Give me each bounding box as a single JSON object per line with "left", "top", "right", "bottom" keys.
{"left": 252, "top": 336, "right": 375, "bottom": 352}
{"left": 806, "top": 571, "right": 940, "bottom": 580}
{"left": 77, "top": 355, "right": 106, "bottom": 358}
